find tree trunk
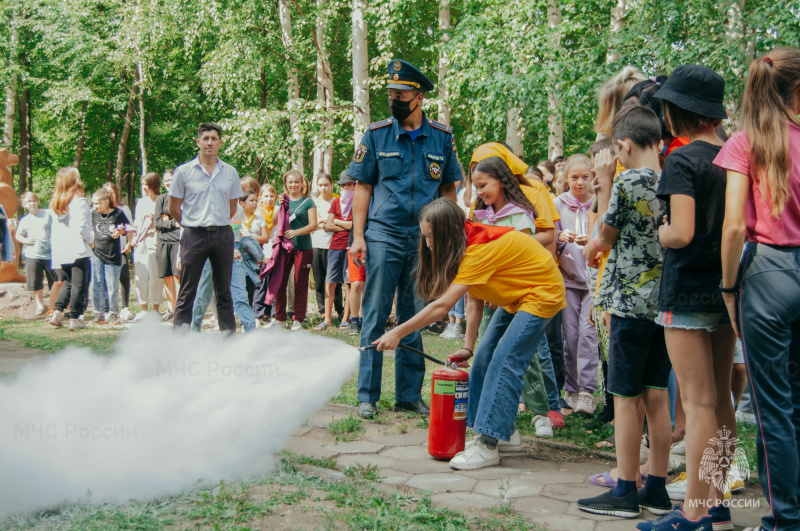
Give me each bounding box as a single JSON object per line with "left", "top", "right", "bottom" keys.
{"left": 438, "top": 0, "right": 451, "bottom": 124}
{"left": 351, "top": 0, "right": 370, "bottom": 148}
{"left": 547, "top": 0, "right": 563, "bottom": 160}
{"left": 312, "top": 0, "right": 335, "bottom": 191}
{"left": 17, "top": 88, "right": 29, "bottom": 214}
{"left": 106, "top": 127, "right": 119, "bottom": 182}
{"left": 3, "top": 5, "right": 19, "bottom": 151}
{"left": 606, "top": 0, "right": 625, "bottom": 64}
{"left": 256, "top": 66, "right": 267, "bottom": 183}
{"left": 136, "top": 63, "right": 147, "bottom": 176}
{"left": 724, "top": 0, "right": 746, "bottom": 127}
{"left": 279, "top": 0, "right": 304, "bottom": 174}
{"left": 73, "top": 100, "right": 88, "bottom": 168}
{"left": 115, "top": 83, "right": 137, "bottom": 192}
{"left": 505, "top": 107, "right": 524, "bottom": 159}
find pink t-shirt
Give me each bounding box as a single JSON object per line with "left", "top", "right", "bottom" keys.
{"left": 714, "top": 123, "right": 800, "bottom": 247}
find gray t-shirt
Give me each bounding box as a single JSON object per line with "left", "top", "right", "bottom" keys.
{"left": 17, "top": 210, "right": 53, "bottom": 259}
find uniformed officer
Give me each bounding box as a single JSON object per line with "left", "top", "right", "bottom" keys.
{"left": 348, "top": 59, "right": 463, "bottom": 419}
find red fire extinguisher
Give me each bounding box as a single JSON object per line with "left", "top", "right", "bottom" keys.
{"left": 359, "top": 345, "right": 469, "bottom": 459}
{"left": 428, "top": 356, "right": 469, "bottom": 459}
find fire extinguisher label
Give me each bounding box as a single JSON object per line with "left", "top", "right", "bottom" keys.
{"left": 454, "top": 381, "right": 468, "bottom": 420}
{"left": 434, "top": 380, "right": 455, "bottom": 395}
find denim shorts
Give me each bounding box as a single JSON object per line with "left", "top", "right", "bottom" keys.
{"left": 656, "top": 311, "right": 730, "bottom": 332}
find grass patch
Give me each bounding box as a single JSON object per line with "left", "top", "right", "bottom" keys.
{"left": 280, "top": 451, "right": 337, "bottom": 470}
{"left": 0, "top": 316, "right": 122, "bottom": 355}
{"left": 344, "top": 463, "right": 382, "bottom": 481}
{"left": 327, "top": 414, "right": 365, "bottom": 442}
{"left": 3, "top": 460, "right": 545, "bottom": 530}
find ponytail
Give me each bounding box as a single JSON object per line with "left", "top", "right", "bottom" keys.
{"left": 740, "top": 48, "right": 800, "bottom": 217}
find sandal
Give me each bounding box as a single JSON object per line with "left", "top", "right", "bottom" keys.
{"left": 595, "top": 431, "right": 615, "bottom": 449}
{"left": 588, "top": 468, "right": 648, "bottom": 489}
{"left": 339, "top": 321, "right": 350, "bottom": 329}
{"left": 315, "top": 322, "right": 329, "bottom": 331}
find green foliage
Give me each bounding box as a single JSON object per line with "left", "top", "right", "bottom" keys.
{"left": 326, "top": 413, "right": 365, "bottom": 442}
{"left": 1, "top": 0, "right": 798, "bottom": 204}
{"left": 343, "top": 463, "right": 382, "bottom": 481}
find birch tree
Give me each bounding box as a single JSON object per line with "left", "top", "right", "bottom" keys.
{"left": 2, "top": 4, "right": 19, "bottom": 151}
{"left": 312, "top": 0, "right": 334, "bottom": 187}
{"left": 547, "top": 0, "right": 563, "bottom": 160}
{"left": 279, "top": 0, "right": 304, "bottom": 174}
{"left": 438, "top": 0, "right": 450, "bottom": 125}
{"left": 606, "top": 0, "right": 625, "bottom": 64}
{"left": 351, "top": 0, "right": 370, "bottom": 148}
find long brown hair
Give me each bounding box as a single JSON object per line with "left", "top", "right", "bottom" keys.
{"left": 472, "top": 157, "right": 538, "bottom": 217}
{"left": 740, "top": 48, "right": 800, "bottom": 217}
{"left": 49, "top": 167, "right": 84, "bottom": 215}
{"left": 102, "top": 182, "right": 122, "bottom": 208}
{"left": 416, "top": 199, "right": 467, "bottom": 301}
{"left": 595, "top": 66, "right": 648, "bottom": 135}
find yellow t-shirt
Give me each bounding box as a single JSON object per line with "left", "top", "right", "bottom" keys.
{"left": 453, "top": 229, "right": 566, "bottom": 318}
{"left": 524, "top": 179, "right": 561, "bottom": 226}
{"left": 594, "top": 159, "right": 627, "bottom": 301}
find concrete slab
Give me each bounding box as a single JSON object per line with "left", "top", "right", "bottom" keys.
{"left": 391, "top": 458, "right": 454, "bottom": 475}
{"left": 452, "top": 466, "right": 525, "bottom": 481}
{"left": 497, "top": 456, "right": 560, "bottom": 471}
{"left": 323, "top": 440, "right": 385, "bottom": 454}
{"left": 381, "top": 445, "right": 433, "bottom": 460}
{"left": 529, "top": 513, "right": 599, "bottom": 531}
{"left": 368, "top": 430, "right": 428, "bottom": 447}
{"left": 406, "top": 473, "right": 477, "bottom": 493}
{"left": 473, "top": 477, "right": 546, "bottom": 499}
{"left": 292, "top": 425, "right": 312, "bottom": 437}
{"left": 518, "top": 468, "right": 589, "bottom": 485}
{"left": 542, "top": 483, "right": 605, "bottom": 502}
{"left": 432, "top": 492, "right": 500, "bottom": 512}
{"left": 510, "top": 495, "right": 569, "bottom": 516}
{"left": 284, "top": 437, "right": 340, "bottom": 459}
{"left": 335, "top": 454, "right": 398, "bottom": 469}
{"left": 377, "top": 468, "right": 412, "bottom": 486}
{"left": 595, "top": 518, "right": 645, "bottom": 530}
{"left": 305, "top": 410, "right": 353, "bottom": 429}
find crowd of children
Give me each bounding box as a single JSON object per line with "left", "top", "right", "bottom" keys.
{"left": 8, "top": 48, "right": 800, "bottom": 531}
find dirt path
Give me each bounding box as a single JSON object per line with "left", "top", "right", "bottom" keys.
{"left": 0, "top": 339, "right": 56, "bottom": 376}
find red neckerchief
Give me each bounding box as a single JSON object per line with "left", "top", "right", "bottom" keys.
{"left": 665, "top": 136, "right": 689, "bottom": 156}
{"left": 465, "top": 220, "right": 513, "bottom": 247}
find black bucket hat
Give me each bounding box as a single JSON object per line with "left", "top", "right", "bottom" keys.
{"left": 654, "top": 65, "right": 728, "bottom": 120}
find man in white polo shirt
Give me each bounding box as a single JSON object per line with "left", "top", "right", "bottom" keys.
{"left": 169, "top": 123, "right": 243, "bottom": 332}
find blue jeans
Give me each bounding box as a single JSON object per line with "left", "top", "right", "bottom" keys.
{"left": 468, "top": 308, "right": 551, "bottom": 441}
{"left": 90, "top": 256, "right": 121, "bottom": 314}
{"left": 191, "top": 256, "right": 256, "bottom": 333}
{"left": 358, "top": 235, "right": 425, "bottom": 403}
{"left": 449, "top": 295, "right": 466, "bottom": 319}
{"left": 738, "top": 242, "right": 800, "bottom": 530}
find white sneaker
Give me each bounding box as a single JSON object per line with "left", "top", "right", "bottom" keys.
{"left": 119, "top": 307, "right": 135, "bottom": 321}
{"left": 574, "top": 391, "right": 596, "bottom": 414}
{"left": 532, "top": 415, "right": 554, "bottom": 438}
{"left": 68, "top": 318, "right": 86, "bottom": 331}
{"left": 265, "top": 319, "right": 285, "bottom": 329}
{"left": 290, "top": 320, "right": 303, "bottom": 331}
{"left": 564, "top": 392, "right": 579, "bottom": 410}
{"left": 465, "top": 430, "right": 521, "bottom": 452}
{"left": 439, "top": 323, "right": 455, "bottom": 339}
{"left": 666, "top": 472, "right": 687, "bottom": 500}
{"left": 449, "top": 440, "right": 500, "bottom": 470}
{"left": 49, "top": 310, "right": 65, "bottom": 328}
{"left": 670, "top": 438, "right": 686, "bottom": 456}
{"left": 451, "top": 323, "right": 464, "bottom": 339}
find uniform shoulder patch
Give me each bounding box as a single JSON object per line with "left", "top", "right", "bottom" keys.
{"left": 368, "top": 118, "right": 393, "bottom": 130}
{"left": 428, "top": 119, "right": 453, "bottom": 134}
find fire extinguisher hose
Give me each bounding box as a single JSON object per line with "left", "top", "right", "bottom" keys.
{"left": 359, "top": 344, "right": 446, "bottom": 366}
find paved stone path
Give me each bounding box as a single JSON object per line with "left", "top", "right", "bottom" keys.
{"left": 294, "top": 403, "right": 767, "bottom": 531}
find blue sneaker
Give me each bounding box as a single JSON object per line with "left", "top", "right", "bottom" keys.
{"left": 708, "top": 504, "right": 733, "bottom": 531}
{"left": 636, "top": 506, "right": 713, "bottom": 530}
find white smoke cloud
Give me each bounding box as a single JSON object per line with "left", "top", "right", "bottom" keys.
{"left": 0, "top": 318, "right": 358, "bottom": 516}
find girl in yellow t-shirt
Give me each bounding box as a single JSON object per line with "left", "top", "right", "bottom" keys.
{"left": 374, "top": 198, "right": 565, "bottom": 471}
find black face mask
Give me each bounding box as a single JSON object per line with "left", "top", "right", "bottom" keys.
{"left": 389, "top": 96, "right": 418, "bottom": 122}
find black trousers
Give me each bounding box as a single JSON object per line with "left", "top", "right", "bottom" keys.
{"left": 174, "top": 226, "right": 235, "bottom": 332}
{"left": 311, "top": 248, "right": 343, "bottom": 315}
{"left": 120, "top": 253, "right": 131, "bottom": 308}
{"left": 56, "top": 257, "right": 91, "bottom": 318}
